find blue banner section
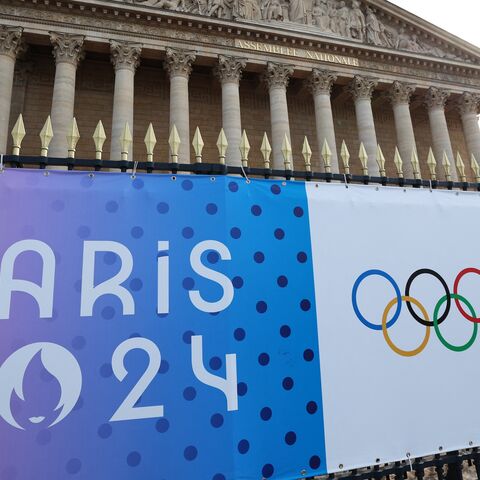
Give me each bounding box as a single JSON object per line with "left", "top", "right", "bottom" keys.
{"left": 0, "top": 170, "right": 326, "bottom": 480}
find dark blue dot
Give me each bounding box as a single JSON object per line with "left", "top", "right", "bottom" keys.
{"left": 104, "top": 252, "right": 117, "bottom": 265}
{"left": 183, "top": 277, "right": 195, "bottom": 290}
{"left": 209, "top": 357, "right": 222, "bottom": 370}
{"left": 307, "top": 401, "right": 318, "bottom": 414}
{"left": 251, "top": 205, "right": 262, "bottom": 216}
{"left": 254, "top": 251, "right": 265, "bottom": 263}
{"left": 285, "top": 431, "right": 297, "bottom": 445}
{"left": 301, "top": 299, "right": 311, "bottom": 311}
{"left": 310, "top": 455, "right": 321, "bottom": 469}
{"left": 262, "top": 463, "right": 274, "bottom": 478}
{"left": 210, "top": 413, "right": 224, "bottom": 428}
{"left": 182, "top": 227, "right": 194, "bottom": 239}
{"left": 105, "top": 200, "right": 119, "bottom": 213}
{"left": 304, "top": 349, "right": 314, "bottom": 361}
{"left": 258, "top": 353, "right": 270, "bottom": 366}
{"left": 207, "top": 251, "right": 219, "bottom": 264}
{"left": 51, "top": 199, "right": 65, "bottom": 212}
{"left": 294, "top": 206, "right": 304, "bottom": 217}
{"left": 77, "top": 226, "right": 90, "bottom": 239}
{"left": 129, "top": 332, "right": 141, "bottom": 339}
{"left": 271, "top": 184, "right": 281, "bottom": 195}
{"left": 237, "top": 382, "right": 248, "bottom": 396}
{"left": 158, "top": 360, "right": 169, "bottom": 374}
{"left": 234, "top": 328, "right": 245, "bottom": 341}
{"left": 36, "top": 429, "right": 51, "bottom": 445}
{"left": 156, "top": 418, "right": 170, "bottom": 433}
{"left": 184, "top": 446, "right": 198, "bottom": 461}
{"left": 256, "top": 301, "right": 267, "bottom": 314}
{"left": 280, "top": 325, "right": 291, "bottom": 338}
{"left": 228, "top": 181, "right": 239, "bottom": 192}
{"left": 127, "top": 451, "right": 141, "bottom": 467}
{"left": 206, "top": 203, "right": 218, "bottom": 214}
{"left": 213, "top": 475, "right": 226, "bottom": 480}
{"left": 274, "top": 228, "right": 285, "bottom": 240}
{"left": 297, "top": 251, "right": 307, "bottom": 263}
{"left": 71, "top": 336, "right": 86, "bottom": 350}
{"left": 131, "top": 226, "right": 143, "bottom": 238}
{"left": 66, "top": 459, "right": 81, "bottom": 474}
{"left": 182, "top": 179, "right": 193, "bottom": 191}
{"left": 183, "top": 330, "right": 195, "bottom": 344}
{"left": 100, "top": 363, "right": 112, "bottom": 378}
{"left": 183, "top": 387, "right": 196, "bottom": 401}
{"left": 230, "top": 227, "right": 241, "bottom": 239}
{"left": 260, "top": 407, "right": 272, "bottom": 421}
{"left": 132, "top": 178, "right": 144, "bottom": 189}
{"left": 232, "top": 276, "right": 244, "bottom": 289}
{"left": 98, "top": 423, "right": 112, "bottom": 439}
{"left": 157, "top": 202, "right": 169, "bottom": 214}
{"left": 238, "top": 439, "right": 250, "bottom": 454}
{"left": 101, "top": 306, "right": 115, "bottom": 320}
{"left": 130, "top": 278, "right": 143, "bottom": 292}
{"left": 282, "top": 377, "right": 294, "bottom": 390}
{"left": 277, "top": 275, "right": 288, "bottom": 287}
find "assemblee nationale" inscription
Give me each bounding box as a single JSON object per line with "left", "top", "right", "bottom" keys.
{"left": 235, "top": 39, "right": 359, "bottom": 66}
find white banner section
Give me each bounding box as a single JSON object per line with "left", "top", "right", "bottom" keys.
{"left": 307, "top": 183, "right": 480, "bottom": 473}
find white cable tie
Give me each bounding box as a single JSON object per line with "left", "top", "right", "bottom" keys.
{"left": 406, "top": 453, "right": 413, "bottom": 472}
{"left": 0, "top": 154, "right": 4, "bottom": 172}
{"left": 131, "top": 160, "right": 138, "bottom": 179}
{"left": 240, "top": 162, "right": 250, "bottom": 184}
{"left": 429, "top": 179, "right": 433, "bottom": 192}
{"left": 343, "top": 173, "right": 348, "bottom": 188}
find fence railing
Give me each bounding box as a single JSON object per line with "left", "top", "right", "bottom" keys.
{"left": 3, "top": 114, "right": 480, "bottom": 191}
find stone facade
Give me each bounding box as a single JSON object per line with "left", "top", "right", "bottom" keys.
{"left": 0, "top": 0, "right": 479, "bottom": 180}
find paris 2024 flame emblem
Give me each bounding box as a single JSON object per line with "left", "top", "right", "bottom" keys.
{"left": 0, "top": 342, "right": 82, "bottom": 430}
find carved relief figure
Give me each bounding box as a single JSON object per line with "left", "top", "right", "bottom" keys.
{"left": 288, "top": 0, "right": 306, "bottom": 23}
{"left": 348, "top": 0, "right": 365, "bottom": 41}
{"left": 207, "top": 0, "right": 233, "bottom": 18}
{"left": 365, "top": 6, "right": 382, "bottom": 45}
{"left": 262, "top": 0, "right": 283, "bottom": 20}
{"left": 334, "top": 1, "right": 350, "bottom": 37}
{"left": 311, "top": 0, "right": 329, "bottom": 30}
{"left": 151, "top": 0, "right": 184, "bottom": 8}
{"left": 233, "top": 0, "right": 261, "bottom": 20}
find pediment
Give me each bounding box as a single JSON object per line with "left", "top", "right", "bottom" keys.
{"left": 120, "top": 0, "right": 480, "bottom": 64}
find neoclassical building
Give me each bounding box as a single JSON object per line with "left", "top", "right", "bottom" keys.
{"left": 0, "top": 0, "right": 479, "bottom": 180}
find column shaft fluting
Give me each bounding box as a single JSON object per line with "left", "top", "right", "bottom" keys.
{"left": 425, "top": 87, "right": 457, "bottom": 181}
{"left": 348, "top": 75, "right": 379, "bottom": 175}
{"left": 110, "top": 41, "right": 142, "bottom": 161}
{"left": 164, "top": 48, "right": 196, "bottom": 163}
{"left": 389, "top": 81, "right": 417, "bottom": 178}
{"left": 0, "top": 26, "right": 23, "bottom": 154}
{"left": 265, "top": 62, "right": 294, "bottom": 169}
{"left": 215, "top": 55, "right": 246, "bottom": 166}
{"left": 458, "top": 92, "right": 480, "bottom": 163}
{"left": 310, "top": 69, "right": 338, "bottom": 172}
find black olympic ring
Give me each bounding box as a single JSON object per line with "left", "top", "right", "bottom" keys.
{"left": 405, "top": 268, "right": 451, "bottom": 327}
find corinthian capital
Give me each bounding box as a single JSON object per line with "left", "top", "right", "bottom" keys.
{"left": 164, "top": 47, "right": 196, "bottom": 78}
{"left": 214, "top": 55, "right": 246, "bottom": 84}
{"left": 0, "top": 26, "right": 24, "bottom": 59}
{"left": 348, "top": 75, "right": 378, "bottom": 101}
{"left": 389, "top": 81, "right": 416, "bottom": 105}
{"left": 50, "top": 32, "right": 85, "bottom": 66}
{"left": 425, "top": 87, "right": 450, "bottom": 110}
{"left": 110, "top": 40, "right": 142, "bottom": 72}
{"left": 309, "top": 69, "right": 337, "bottom": 95}
{"left": 264, "top": 62, "right": 294, "bottom": 90}
{"left": 458, "top": 92, "right": 480, "bottom": 116}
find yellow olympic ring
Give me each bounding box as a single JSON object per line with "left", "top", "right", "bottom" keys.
{"left": 382, "top": 295, "right": 430, "bottom": 357}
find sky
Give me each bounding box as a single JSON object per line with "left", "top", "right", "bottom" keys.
{"left": 389, "top": 0, "right": 480, "bottom": 48}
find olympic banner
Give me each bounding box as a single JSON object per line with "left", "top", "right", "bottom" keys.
{"left": 1, "top": 170, "right": 480, "bottom": 480}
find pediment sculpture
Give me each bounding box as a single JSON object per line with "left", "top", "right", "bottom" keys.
{"left": 126, "top": 0, "right": 470, "bottom": 62}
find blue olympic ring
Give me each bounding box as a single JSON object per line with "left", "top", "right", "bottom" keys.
{"left": 352, "top": 269, "right": 402, "bottom": 331}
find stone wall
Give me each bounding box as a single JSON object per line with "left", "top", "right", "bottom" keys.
{"left": 7, "top": 50, "right": 471, "bottom": 179}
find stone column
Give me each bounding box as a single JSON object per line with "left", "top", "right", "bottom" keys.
{"left": 49, "top": 32, "right": 85, "bottom": 158}
{"left": 309, "top": 69, "right": 338, "bottom": 172}
{"left": 425, "top": 87, "right": 457, "bottom": 181}
{"left": 389, "top": 81, "right": 417, "bottom": 178}
{"left": 348, "top": 75, "right": 379, "bottom": 175}
{"left": 110, "top": 41, "right": 142, "bottom": 161}
{"left": 0, "top": 26, "right": 23, "bottom": 154}
{"left": 458, "top": 92, "right": 480, "bottom": 163}
{"left": 214, "top": 55, "right": 246, "bottom": 166}
{"left": 264, "top": 62, "right": 294, "bottom": 169}
{"left": 164, "top": 47, "right": 196, "bottom": 163}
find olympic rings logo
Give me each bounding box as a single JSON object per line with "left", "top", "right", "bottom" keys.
{"left": 352, "top": 268, "right": 480, "bottom": 357}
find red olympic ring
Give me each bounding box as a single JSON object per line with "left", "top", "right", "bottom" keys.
{"left": 453, "top": 268, "right": 480, "bottom": 323}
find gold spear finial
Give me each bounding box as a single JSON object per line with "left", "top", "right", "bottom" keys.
{"left": 358, "top": 142, "right": 368, "bottom": 176}
{"left": 376, "top": 144, "right": 386, "bottom": 177}
{"left": 239, "top": 130, "right": 250, "bottom": 168}
{"left": 11, "top": 114, "right": 26, "bottom": 156}
{"left": 393, "top": 146, "right": 403, "bottom": 178}
{"left": 39, "top": 116, "right": 54, "bottom": 157}
{"left": 340, "top": 140, "right": 350, "bottom": 175}
{"left": 216, "top": 128, "right": 228, "bottom": 165}
{"left": 67, "top": 117, "right": 80, "bottom": 159}
{"left": 471, "top": 154, "right": 480, "bottom": 183}
{"left": 192, "top": 126, "right": 204, "bottom": 163}
{"left": 302, "top": 136, "right": 312, "bottom": 172}
{"left": 281, "top": 133, "right": 293, "bottom": 171}
{"left": 442, "top": 151, "right": 451, "bottom": 181}
{"left": 168, "top": 124, "right": 181, "bottom": 163}
{"left": 455, "top": 152, "right": 466, "bottom": 182}
{"left": 411, "top": 149, "right": 421, "bottom": 180}
{"left": 144, "top": 123, "right": 157, "bottom": 162}
{"left": 321, "top": 138, "right": 332, "bottom": 174}
{"left": 93, "top": 121, "right": 107, "bottom": 160}
{"left": 260, "top": 132, "right": 272, "bottom": 169}
{"left": 426, "top": 147, "right": 436, "bottom": 181}
{"left": 120, "top": 122, "right": 132, "bottom": 162}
